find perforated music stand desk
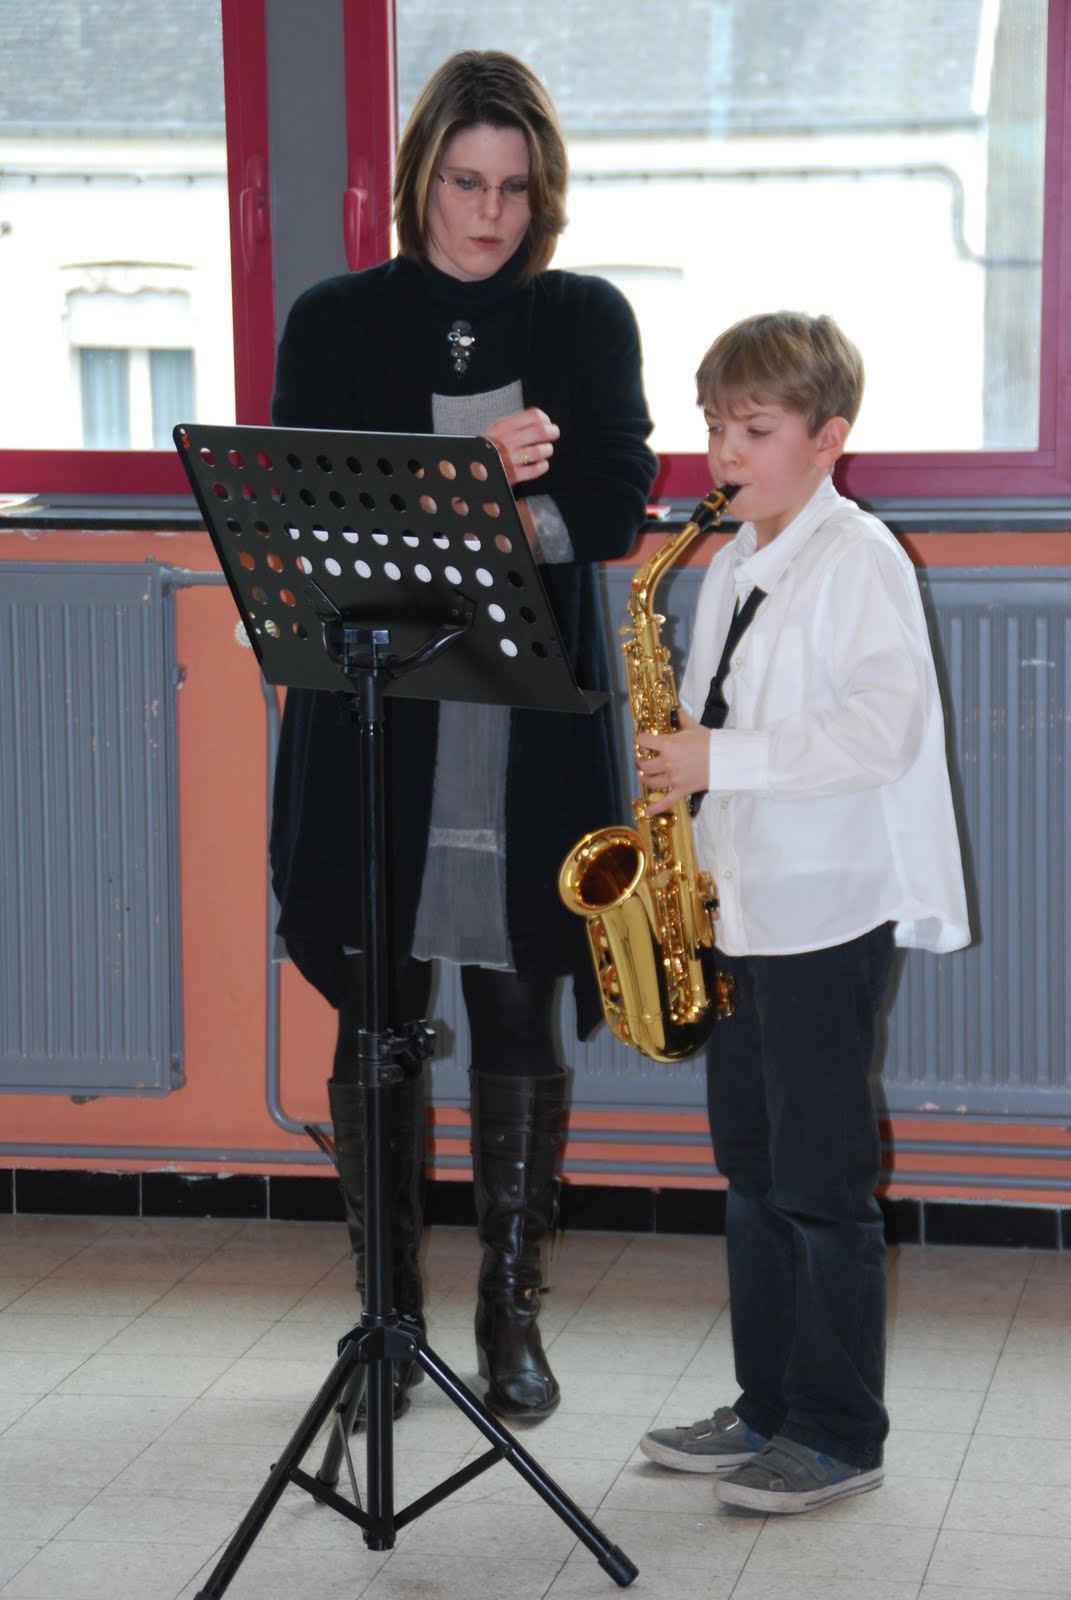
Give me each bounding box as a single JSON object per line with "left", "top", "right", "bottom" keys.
{"left": 175, "top": 422, "right": 636, "bottom": 1595}
{"left": 177, "top": 420, "right": 605, "bottom": 712}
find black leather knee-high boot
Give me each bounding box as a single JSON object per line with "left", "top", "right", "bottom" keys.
{"left": 470, "top": 1070, "right": 565, "bottom": 1419}
{"left": 327, "top": 1072, "right": 427, "bottom": 1416}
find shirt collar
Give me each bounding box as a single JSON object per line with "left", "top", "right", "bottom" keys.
{"left": 730, "top": 475, "right": 844, "bottom": 597}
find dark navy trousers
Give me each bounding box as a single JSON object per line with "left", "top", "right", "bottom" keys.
{"left": 705, "top": 923, "right": 895, "bottom": 1470}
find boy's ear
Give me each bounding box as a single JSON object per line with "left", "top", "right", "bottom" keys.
{"left": 815, "top": 415, "right": 850, "bottom": 465}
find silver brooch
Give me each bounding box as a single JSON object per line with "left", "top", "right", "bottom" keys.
{"left": 447, "top": 318, "right": 475, "bottom": 375}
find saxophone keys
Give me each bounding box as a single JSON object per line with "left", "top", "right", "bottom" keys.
{"left": 715, "top": 972, "right": 737, "bottom": 1020}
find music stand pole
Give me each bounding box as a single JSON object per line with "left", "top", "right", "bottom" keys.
{"left": 349, "top": 622, "right": 399, "bottom": 1544}
{"left": 177, "top": 421, "right": 638, "bottom": 1595}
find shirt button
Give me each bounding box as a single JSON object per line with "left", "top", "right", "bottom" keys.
{"left": 720, "top": 800, "right": 729, "bottom": 810}
{"left": 723, "top": 869, "right": 734, "bottom": 880}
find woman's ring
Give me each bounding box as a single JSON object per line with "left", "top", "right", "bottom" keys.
{"left": 522, "top": 449, "right": 530, "bottom": 467}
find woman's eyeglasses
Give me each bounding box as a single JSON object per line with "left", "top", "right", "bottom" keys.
{"left": 438, "top": 173, "right": 530, "bottom": 202}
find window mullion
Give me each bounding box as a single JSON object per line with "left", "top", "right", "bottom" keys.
{"left": 342, "top": 0, "right": 397, "bottom": 270}
{"left": 223, "top": 0, "right": 276, "bottom": 427}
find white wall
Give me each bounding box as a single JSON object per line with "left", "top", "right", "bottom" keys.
{"left": 556, "top": 128, "right": 992, "bottom": 454}
{"left": 0, "top": 121, "right": 1011, "bottom": 458}
{"left": 0, "top": 136, "right": 234, "bottom": 450}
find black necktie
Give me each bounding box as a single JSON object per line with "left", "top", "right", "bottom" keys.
{"left": 690, "top": 585, "right": 766, "bottom": 815}
{"left": 700, "top": 586, "right": 767, "bottom": 729}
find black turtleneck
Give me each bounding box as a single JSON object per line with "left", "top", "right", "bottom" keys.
{"left": 419, "top": 249, "right": 525, "bottom": 396}
{"left": 269, "top": 246, "right": 658, "bottom": 1023}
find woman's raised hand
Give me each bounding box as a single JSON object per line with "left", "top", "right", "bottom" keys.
{"left": 483, "top": 407, "right": 560, "bottom": 485}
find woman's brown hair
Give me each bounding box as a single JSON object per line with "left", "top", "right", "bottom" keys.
{"left": 393, "top": 50, "right": 568, "bottom": 280}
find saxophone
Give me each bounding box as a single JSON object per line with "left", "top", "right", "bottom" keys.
{"left": 558, "top": 489, "right": 736, "bottom": 1063}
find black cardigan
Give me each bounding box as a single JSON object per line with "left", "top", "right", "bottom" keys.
{"left": 269, "top": 254, "right": 658, "bottom": 1034}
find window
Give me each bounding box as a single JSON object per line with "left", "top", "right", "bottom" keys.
{"left": 66, "top": 267, "right": 198, "bottom": 449}
{"left": 2, "top": 0, "right": 1068, "bottom": 503}
{"left": 77, "top": 348, "right": 195, "bottom": 449}
{"left": 0, "top": 0, "right": 233, "bottom": 493}
{"left": 79, "top": 350, "right": 130, "bottom": 449}
{"left": 390, "top": 0, "right": 1067, "bottom": 500}
{"left": 150, "top": 352, "right": 197, "bottom": 449}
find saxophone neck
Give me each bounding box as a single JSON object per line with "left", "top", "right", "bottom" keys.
{"left": 628, "top": 487, "right": 735, "bottom": 621}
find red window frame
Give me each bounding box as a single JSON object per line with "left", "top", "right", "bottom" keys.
{"left": 0, "top": 0, "right": 276, "bottom": 498}
{"left": 1, "top": 0, "right": 1067, "bottom": 503}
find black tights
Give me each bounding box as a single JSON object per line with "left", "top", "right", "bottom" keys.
{"left": 332, "top": 955, "right": 561, "bottom": 1083}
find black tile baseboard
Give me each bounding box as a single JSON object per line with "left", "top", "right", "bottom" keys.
{"left": 880, "top": 1197, "right": 922, "bottom": 1245}
{"left": 557, "top": 1185, "right": 727, "bottom": 1236}
{"left": 140, "top": 1172, "right": 268, "bottom": 1220}
{"left": 269, "top": 1174, "right": 346, "bottom": 1223}
{"left": 15, "top": 1169, "right": 140, "bottom": 1217}
{"left": 1, "top": 1168, "right": 1068, "bottom": 1250}
{"left": 921, "top": 1198, "right": 1061, "bottom": 1250}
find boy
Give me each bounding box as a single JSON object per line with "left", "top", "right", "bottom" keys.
{"left": 636, "top": 311, "right": 969, "bottom": 1513}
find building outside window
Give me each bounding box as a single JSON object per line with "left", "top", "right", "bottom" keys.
{"left": 395, "top": 0, "right": 1049, "bottom": 461}
{"left": 67, "top": 267, "right": 198, "bottom": 448}
{"left": 0, "top": 0, "right": 232, "bottom": 463}
{"left": 78, "top": 347, "right": 195, "bottom": 449}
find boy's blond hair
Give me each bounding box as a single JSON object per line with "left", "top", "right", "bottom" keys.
{"left": 696, "top": 311, "right": 864, "bottom": 436}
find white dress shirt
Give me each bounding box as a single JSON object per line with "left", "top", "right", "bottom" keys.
{"left": 679, "top": 475, "right": 970, "bottom": 957}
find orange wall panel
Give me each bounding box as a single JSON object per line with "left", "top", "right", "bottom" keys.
{"left": 2, "top": 521, "right": 1070, "bottom": 1207}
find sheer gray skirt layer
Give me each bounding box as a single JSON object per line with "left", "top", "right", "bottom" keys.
{"left": 403, "top": 383, "right": 572, "bottom": 971}
{"left": 410, "top": 698, "right": 512, "bottom": 969}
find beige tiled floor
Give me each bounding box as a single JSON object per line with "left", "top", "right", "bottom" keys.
{"left": 0, "top": 1213, "right": 1068, "bottom": 1599}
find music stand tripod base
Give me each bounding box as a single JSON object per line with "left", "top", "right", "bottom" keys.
{"left": 177, "top": 421, "right": 637, "bottom": 1594}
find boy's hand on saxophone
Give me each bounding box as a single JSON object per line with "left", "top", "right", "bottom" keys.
{"left": 636, "top": 708, "right": 711, "bottom": 816}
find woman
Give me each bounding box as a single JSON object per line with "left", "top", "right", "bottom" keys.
{"left": 270, "top": 49, "right": 657, "bottom": 1420}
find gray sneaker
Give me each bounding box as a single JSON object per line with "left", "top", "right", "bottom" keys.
{"left": 713, "top": 1435, "right": 884, "bottom": 1512}
{"left": 640, "top": 1406, "right": 768, "bottom": 1474}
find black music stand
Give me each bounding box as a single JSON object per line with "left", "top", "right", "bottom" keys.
{"left": 175, "top": 422, "right": 638, "bottom": 1595}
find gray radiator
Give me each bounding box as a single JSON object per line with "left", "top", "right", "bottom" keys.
{"left": 430, "top": 564, "right": 1071, "bottom": 1121}
{"left": 885, "top": 566, "right": 1070, "bottom": 1116}
{"left": 0, "top": 562, "right": 183, "bottom": 1095}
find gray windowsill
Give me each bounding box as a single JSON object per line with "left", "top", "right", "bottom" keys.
{"left": 4, "top": 493, "right": 1070, "bottom": 536}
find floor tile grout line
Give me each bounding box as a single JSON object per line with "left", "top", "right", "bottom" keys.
{"left": 912, "top": 1264, "right": 1033, "bottom": 1596}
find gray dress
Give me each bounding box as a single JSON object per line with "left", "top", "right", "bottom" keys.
{"left": 409, "top": 382, "right": 572, "bottom": 970}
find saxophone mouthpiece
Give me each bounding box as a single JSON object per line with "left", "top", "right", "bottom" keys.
{"left": 691, "top": 483, "right": 739, "bottom": 535}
